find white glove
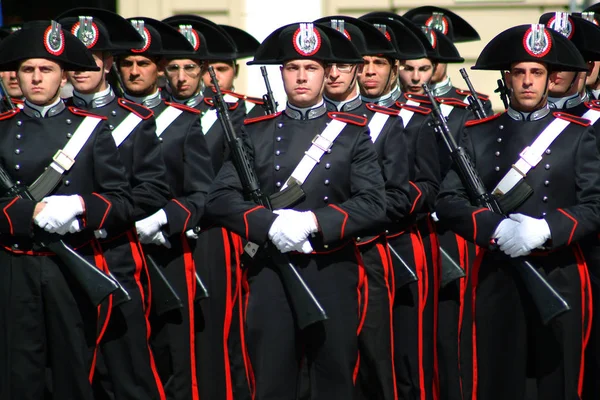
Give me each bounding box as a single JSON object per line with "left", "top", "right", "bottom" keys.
{"left": 498, "top": 213, "right": 551, "bottom": 258}
{"left": 185, "top": 229, "right": 199, "bottom": 239}
{"left": 268, "top": 209, "right": 318, "bottom": 253}
{"left": 135, "top": 209, "right": 168, "bottom": 242}
{"left": 493, "top": 218, "right": 520, "bottom": 244}
{"left": 140, "top": 230, "right": 172, "bottom": 248}
{"left": 34, "top": 195, "right": 84, "bottom": 233}
{"left": 296, "top": 238, "right": 314, "bottom": 254}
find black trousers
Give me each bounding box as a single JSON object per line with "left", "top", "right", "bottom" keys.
{"left": 245, "top": 244, "right": 359, "bottom": 400}
{"left": 148, "top": 236, "right": 199, "bottom": 400}
{"left": 355, "top": 235, "right": 396, "bottom": 400}
{"left": 195, "top": 227, "right": 251, "bottom": 400}
{"left": 469, "top": 248, "right": 590, "bottom": 400}
{"left": 0, "top": 249, "right": 96, "bottom": 400}
{"left": 582, "top": 243, "right": 600, "bottom": 400}
{"left": 388, "top": 225, "right": 436, "bottom": 400}
{"left": 93, "top": 230, "right": 165, "bottom": 400}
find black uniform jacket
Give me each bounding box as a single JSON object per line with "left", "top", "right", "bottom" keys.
{"left": 69, "top": 91, "right": 171, "bottom": 220}
{"left": 205, "top": 103, "right": 386, "bottom": 250}
{"left": 0, "top": 101, "right": 134, "bottom": 250}
{"left": 436, "top": 108, "right": 600, "bottom": 250}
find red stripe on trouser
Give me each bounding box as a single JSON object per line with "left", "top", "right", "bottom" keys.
{"left": 456, "top": 235, "right": 469, "bottom": 399}
{"left": 221, "top": 229, "right": 234, "bottom": 400}
{"left": 411, "top": 228, "right": 427, "bottom": 400}
{"left": 573, "top": 244, "right": 593, "bottom": 397}
{"left": 427, "top": 218, "right": 441, "bottom": 400}
{"left": 180, "top": 236, "right": 200, "bottom": 400}
{"left": 126, "top": 230, "right": 166, "bottom": 400}
{"left": 470, "top": 249, "right": 486, "bottom": 400}
{"left": 354, "top": 245, "right": 367, "bottom": 384}
{"left": 376, "top": 241, "right": 398, "bottom": 400}
{"left": 385, "top": 242, "right": 396, "bottom": 304}
{"left": 89, "top": 239, "right": 113, "bottom": 383}
{"left": 136, "top": 239, "right": 153, "bottom": 317}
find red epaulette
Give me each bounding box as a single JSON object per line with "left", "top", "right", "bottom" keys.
{"left": 366, "top": 103, "right": 400, "bottom": 116}
{"left": 116, "top": 98, "right": 154, "bottom": 120}
{"left": 68, "top": 106, "right": 108, "bottom": 120}
{"left": 244, "top": 111, "right": 281, "bottom": 125}
{"left": 455, "top": 88, "right": 490, "bottom": 101}
{"left": 222, "top": 89, "right": 265, "bottom": 105}
{"left": 0, "top": 108, "right": 19, "bottom": 121}
{"left": 328, "top": 112, "right": 367, "bottom": 126}
{"left": 204, "top": 97, "right": 240, "bottom": 111}
{"left": 395, "top": 101, "right": 432, "bottom": 115}
{"left": 553, "top": 111, "right": 591, "bottom": 127}
{"left": 465, "top": 112, "right": 502, "bottom": 127}
{"left": 586, "top": 100, "right": 600, "bottom": 111}
{"left": 164, "top": 101, "right": 201, "bottom": 115}
{"left": 436, "top": 97, "right": 468, "bottom": 108}
{"left": 403, "top": 93, "right": 430, "bottom": 104}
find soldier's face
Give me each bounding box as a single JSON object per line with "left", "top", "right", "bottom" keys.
{"left": 548, "top": 70, "right": 578, "bottom": 97}
{"left": 202, "top": 61, "right": 237, "bottom": 91}
{"left": 586, "top": 61, "right": 600, "bottom": 88}
{"left": 505, "top": 61, "right": 548, "bottom": 112}
{"left": 165, "top": 58, "right": 203, "bottom": 99}
{"left": 398, "top": 59, "right": 436, "bottom": 94}
{"left": 0, "top": 71, "right": 22, "bottom": 98}
{"left": 280, "top": 59, "right": 328, "bottom": 108}
{"left": 358, "top": 56, "right": 397, "bottom": 97}
{"left": 118, "top": 55, "right": 160, "bottom": 97}
{"left": 325, "top": 63, "right": 361, "bottom": 101}
{"left": 67, "top": 51, "right": 112, "bottom": 95}
{"left": 16, "top": 58, "right": 66, "bottom": 106}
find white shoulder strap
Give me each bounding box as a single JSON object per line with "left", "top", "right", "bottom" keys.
{"left": 440, "top": 103, "right": 454, "bottom": 118}
{"left": 281, "top": 119, "right": 347, "bottom": 190}
{"left": 111, "top": 113, "right": 143, "bottom": 147}
{"left": 582, "top": 107, "right": 600, "bottom": 124}
{"left": 399, "top": 99, "right": 419, "bottom": 127}
{"left": 493, "top": 117, "right": 571, "bottom": 195}
{"left": 245, "top": 100, "right": 256, "bottom": 114}
{"left": 51, "top": 116, "right": 103, "bottom": 173}
{"left": 368, "top": 112, "right": 390, "bottom": 143}
{"left": 155, "top": 106, "right": 183, "bottom": 137}
{"left": 201, "top": 109, "right": 219, "bottom": 135}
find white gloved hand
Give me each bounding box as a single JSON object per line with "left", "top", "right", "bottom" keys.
{"left": 185, "top": 229, "right": 199, "bottom": 239}
{"left": 140, "top": 230, "right": 172, "bottom": 248}
{"left": 135, "top": 209, "right": 168, "bottom": 242}
{"left": 498, "top": 213, "right": 551, "bottom": 258}
{"left": 34, "top": 195, "right": 84, "bottom": 233}
{"left": 493, "top": 218, "right": 520, "bottom": 246}
{"left": 268, "top": 209, "right": 318, "bottom": 253}
{"left": 295, "top": 238, "right": 314, "bottom": 254}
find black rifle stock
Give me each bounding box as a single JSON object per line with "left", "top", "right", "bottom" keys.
{"left": 0, "top": 166, "right": 120, "bottom": 306}
{"left": 423, "top": 84, "right": 569, "bottom": 325}
{"left": 387, "top": 243, "right": 418, "bottom": 285}
{"left": 459, "top": 68, "right": 488, "bottom": 120}
{"left": 145, "top": 254, "right": 183, "bottom": 315}
{"left": 208, "top": 66, "right": 327, "bottom": 329}
{"left": 260, "top": 66, "right": 278, "bottom": 115}
{"left": 110, "top": 63, "right": 126, "bottom": 98}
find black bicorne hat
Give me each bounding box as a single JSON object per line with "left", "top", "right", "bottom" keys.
{"left": 0, "top": 20, "right": 99, "bottom": 71}
{"left": 403, "top": 6, "right": 480, "bottom": 43}
{"left": 248, "top": 22, "right": 363, "bottom": 65}
{"left": 314, "top": 15, "right": 396, "bottom": 59}
{"left": 472, "top": 24, "right": 587, "bottom": 72}
{"left": 119, "top": 17, "right": 194, "bottom": 58}
{"left": 163, "top": 15, "right": 237, "bottom": 60}
{"left": 360, "top": 13, "right": 431, "bottom": 60}
{"left": 422, "top": 26, "right": 464, "bottom": 63}
{"left": 539, "top": 12, "right": 600, "bottom": 62}
{"left": 220, "top": 25, "right": 260, "bottom": 59}
{"left": 583, "top": 3, "right": 600, "bottom": 25}
{"left": 56, "top": 8, "right": 143, "bottom": 52}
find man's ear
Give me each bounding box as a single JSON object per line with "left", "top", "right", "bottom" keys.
{"left": 104, "top": 54, "right": 114, "bottom": 75}
{"left": 60, "top": 70, "right": 67, "bottom": 88}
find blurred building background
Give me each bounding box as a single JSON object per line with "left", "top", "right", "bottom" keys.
{"left": 3, "top": 0, "right": 599, "bottom": 111}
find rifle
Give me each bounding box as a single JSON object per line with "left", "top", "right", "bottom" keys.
{"left": 109, "top": 62, "right": 126, "bottom": 98}
{"left": 459, "top": 68, "right": 488, "bottom": 120}
{"left": 0, "top": 78, "right": 15, "bottom": 112}
{"left": 387, "top": 243, "right": 418, "bottom": 285}
{"left": 423, "top": 84, "right": 569, "bottom": 325}
{"left": 494, "top": 73, "right": 510, "bottom": 110}
{"left": 145, "top": 254, "right": 183, "bottom": 315}
{"left": 260, "top": 66, "right": 278, "bottom": 115}
{"left": 208, "top": 66, "right": 327, "bottom": 330}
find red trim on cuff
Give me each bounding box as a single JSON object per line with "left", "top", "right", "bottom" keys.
{"left": 172, "top": 199, "right": 191, "bottom": 232}
{"left": 328, "top": 204, "right": 349, "bottom": 239}
{"left": 408, "top": 181, "right": 422, "bottom": 215}
{"left": 3, "top": 197, "right": 19, "bottom": 235}
{"left": 92, "top": 193, "right": 112, "bottom": 229}
{"left": 557, "top": 208, "right": 578, "bottom": 246}
{"left": 471, "top": 208, "right": 487, "bottom": 243}
{"left": 242, "top": 206, "right": 264, "bottom": 241}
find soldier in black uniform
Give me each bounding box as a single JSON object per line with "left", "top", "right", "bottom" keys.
{"left": 161, "top": 15, "right": 254, "bottom": 400}
{"left": 116, "top": 17, "right": 214, "bottom": 400}
{"left": 0, "top": 21, "right": 134, "bottom": 400}
{"left": 314, "top": 15, "right": 414, "bottom": 400}
{"left": 206, "top": 22, "right": 386, "bottom": 399}
{"left": 436, "top": 24, "right": 600, "bottom": 400}
{"left": 56, "top": 8, "right": 172, "bottom": 400}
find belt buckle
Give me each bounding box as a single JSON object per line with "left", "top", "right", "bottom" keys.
{"left": 519, "top": 146, "right": 542, "bottom": 168}
{"left": 52, "top": 149, "right": 75, "bottom": 171}
{"left": 311, "top": 134, "right": 333, "bottom": 153}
